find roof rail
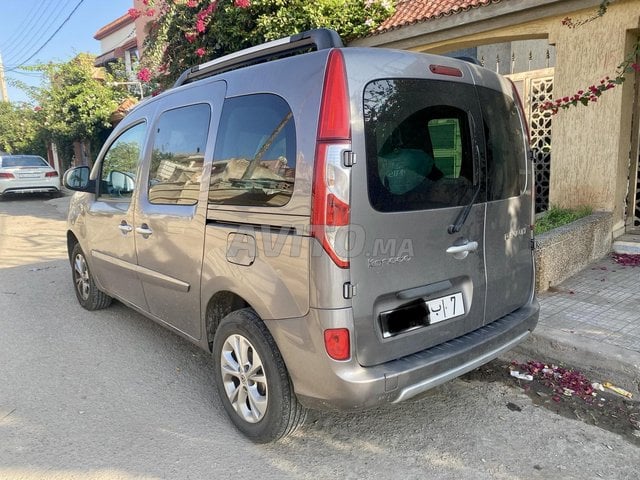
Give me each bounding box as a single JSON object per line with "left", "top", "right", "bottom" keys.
{"left": 173, "top": 28, "right": 344, "bottom": 88}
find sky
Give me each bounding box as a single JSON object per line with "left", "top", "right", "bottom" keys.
{"left": 0, "top": 0, "right": 134, "bottom": 104}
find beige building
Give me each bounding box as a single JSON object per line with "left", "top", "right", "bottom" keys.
{"left": 93, "top": 13, "right": 138, "bottom": 78}
{"left": 353, "top": 0, "right": 640, "bottom": 238}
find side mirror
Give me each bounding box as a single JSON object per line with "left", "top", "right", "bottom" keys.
{"left": 63, "top": 166, "right": 94, "bottom": 192}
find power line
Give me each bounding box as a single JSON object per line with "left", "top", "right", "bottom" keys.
{"left": 6, "top": 0, "right": 87, "bottom": 72}
{"left": 4, "top": 0, "right": 75, "bottom": 67}
{"left": 1, "top": 0, "right": 67, "bottom": 64}
{"left": 0, "top": 1, "right": 48, "bottom": 54}
{"left": 7, "top": 70, "right": 43, "bottom": 78}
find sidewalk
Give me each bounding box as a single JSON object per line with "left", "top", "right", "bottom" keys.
{"left": 511, "top": 253, "right": 640, "bottom": 396}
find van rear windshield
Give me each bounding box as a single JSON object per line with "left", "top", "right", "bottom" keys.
{"left": 363, "top": 79, "right": 476, "bottom": 213}
{"left": 363, "top": 79, "right": 527, "bottom": 212}
{"left": 477, "top": 86, "right": 527, "bottom": 201}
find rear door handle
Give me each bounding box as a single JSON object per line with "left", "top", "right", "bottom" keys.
{"left": 446, "top": 241, "right": 478, "bottom": 260}
{"left": 136, "top": 224, "right": 153, "bottom": 236}
{"left": 118, "top": 221, "right": 133, "bottom": 234}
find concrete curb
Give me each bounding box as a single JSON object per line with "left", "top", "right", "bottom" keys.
{"left": 501, "top": 324, "right": 640, "bottom": 398}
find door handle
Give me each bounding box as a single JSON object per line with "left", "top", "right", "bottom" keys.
{"left": 135, "top": 224, "right": 153, "bottom": 236}
{"left": 446, "top": 241, "right": 478, "bottom": 260}
{"left": 118, "top": 222, "right": 133, "bottom": 234}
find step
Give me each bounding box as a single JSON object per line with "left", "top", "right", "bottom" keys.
{"left": 612, "top": 234, "right": 640, "bottom": 254}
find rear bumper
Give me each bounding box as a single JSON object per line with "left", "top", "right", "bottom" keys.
{"left": 266, "top": 299, "right": 539, "bottom": 411}
{"left": 0, "top": 184, "right": 61, "bottom": 195}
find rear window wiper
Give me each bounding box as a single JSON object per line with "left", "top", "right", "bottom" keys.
{"left": 449, "top": 114, "right": 483, "bottom": 235}
{"left": 448, "top": 182, "right": 481, "bottom": 234}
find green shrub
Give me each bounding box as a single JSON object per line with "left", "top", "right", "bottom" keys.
{"left": 534, "top": 206, "right": 593, "bottom": 234}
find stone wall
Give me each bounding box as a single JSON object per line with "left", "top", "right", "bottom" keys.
{"left": 534, "top": 212, "right": 613, "bottom": 292}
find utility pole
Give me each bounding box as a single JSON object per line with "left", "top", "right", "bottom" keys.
{"left": 0, "top": 51, "right": 9, "bottom": 102}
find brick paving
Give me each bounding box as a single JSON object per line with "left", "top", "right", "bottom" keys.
{"left": 538, "top": 254, "right": 640, "bottom": 354}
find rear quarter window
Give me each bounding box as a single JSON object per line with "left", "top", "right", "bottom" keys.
{"left": 209, "top": 94, "right": 296, "bottom": 208}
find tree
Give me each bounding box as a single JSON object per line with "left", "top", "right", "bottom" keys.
{"left": 0, "top": 102, "right": 45, "bottom": 156}
{"left": 134, "top": 0, "right": 394, "bottom": 90}
{"left": 31, "top": 54, "right": 129, "bottom": 167}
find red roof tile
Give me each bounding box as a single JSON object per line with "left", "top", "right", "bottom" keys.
{"left": 377, "top": 0, "right": 503, "bottom": 34}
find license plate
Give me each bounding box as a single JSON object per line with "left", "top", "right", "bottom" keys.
{"left": 19, "top": 173, "right": 40, "bottom": 178}
{"left": 426, "top": 292, "right": 465, "bottom": 324}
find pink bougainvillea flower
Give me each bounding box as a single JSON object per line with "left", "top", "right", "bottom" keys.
{"left": 128, "top": 8, "right": 142, "bottom": 19}
{"left": 137, "top": 68, "right": 152, "bottom": 83}
{"left": 184, "top": 32, "right": 198, "bottom": 43}
{"left": 234, "top": 0, "right": 250, "bottom": 8}
{"left": 196, "top": 47, "right": 206, "bottom": 57}
{"left": 146, "top": 9, "right": 155, "bottom": 16}
{"left": 196, "top": 19, "right": 206, "bottom": 32}
{"left": 187, "top": 0, "right": 198, "bottom": 7}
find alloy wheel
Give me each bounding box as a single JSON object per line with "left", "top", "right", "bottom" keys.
{"left": 220, "top": 334, "right": 268, "bottom": 423}
{"left": 73, "top": 253, "right": 91, "bottom": 301}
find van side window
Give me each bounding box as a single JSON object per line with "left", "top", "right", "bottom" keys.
{"left": 477, "top": 86, "right": 527, "bottom": 200}
{"left": 148, "top": 104, "right": 211, "bottom": 205}
{"left": 364, "top": 79, "right": 475, "bottom": 212}
{"left": 98, "top": 122, "right": 147, "bottom": 202}
{"left": 209, "top": 94, "right": 295, "bottom": 207}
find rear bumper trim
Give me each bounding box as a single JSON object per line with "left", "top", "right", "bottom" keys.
{"left": 392, "top": 330, "right": 529, "bottom": 402}
{"left": 2, "top": 186, "right": 60, "bottom": 194}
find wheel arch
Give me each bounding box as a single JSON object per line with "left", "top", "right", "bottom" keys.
{"left": 204, "top": 290, "right": 250, "bottom": 351}
{"left": 67, "top": 230, "right": 79, "bottom": 262}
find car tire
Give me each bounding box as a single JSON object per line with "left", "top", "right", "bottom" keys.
{"left": 71, "top": 243, "right": 112, "bottom": 311}
{"left": 212, "top": 308, "right": 307, "bottom": 443}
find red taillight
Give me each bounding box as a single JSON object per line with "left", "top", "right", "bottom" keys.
{"left": 324, "top": 328, "right": 350, "bottom": 361}
{"left": 429, "top": 64, "right": 463, "bottom": 77}
{"left": 312, "top": 49, "right": 352, "bottom": 269}
{"left": 45, "top": 171, "right": 59, "bottom": 178}
{"left": 326, "top": 193, "right": 349, "bottom": 225}
{"left": 0, "top": 172, "right": 15, "bottom": 179}
{"left": 317, "top": 50, "right": 351, "bottom": 140}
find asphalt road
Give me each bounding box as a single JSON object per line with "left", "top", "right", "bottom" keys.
{"left": 1, "top": 195, "right": 638, "bottom": 480}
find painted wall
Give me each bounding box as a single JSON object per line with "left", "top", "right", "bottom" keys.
{"left": 548, "top": 0, "right": 639, "bottom": 235}
{"left": 99, "top": 24, "right": 137, "bottom": 54}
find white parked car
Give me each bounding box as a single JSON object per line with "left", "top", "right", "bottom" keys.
{"left": 0, "top": 154, "right": 61, "bottom": 198}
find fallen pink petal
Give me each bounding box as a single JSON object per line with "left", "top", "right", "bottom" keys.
{"left": 612, "top": 253, "right": 640, "bottom": 266}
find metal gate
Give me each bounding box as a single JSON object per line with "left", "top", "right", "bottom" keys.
{"left": 626, "top": 43, "right": 640, "bottom": 234}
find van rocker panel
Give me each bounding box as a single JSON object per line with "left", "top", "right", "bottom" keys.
{"left": 266, "top": 299, "right": 539, "bottom": 411}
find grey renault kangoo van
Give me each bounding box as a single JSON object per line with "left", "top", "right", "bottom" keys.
{"left": 63, "top": 29, "right": 539, "bottom": 443}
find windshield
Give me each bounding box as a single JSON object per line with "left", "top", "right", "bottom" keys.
{"left": 1, "top": 155, "right": 50, "bottom": 168}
